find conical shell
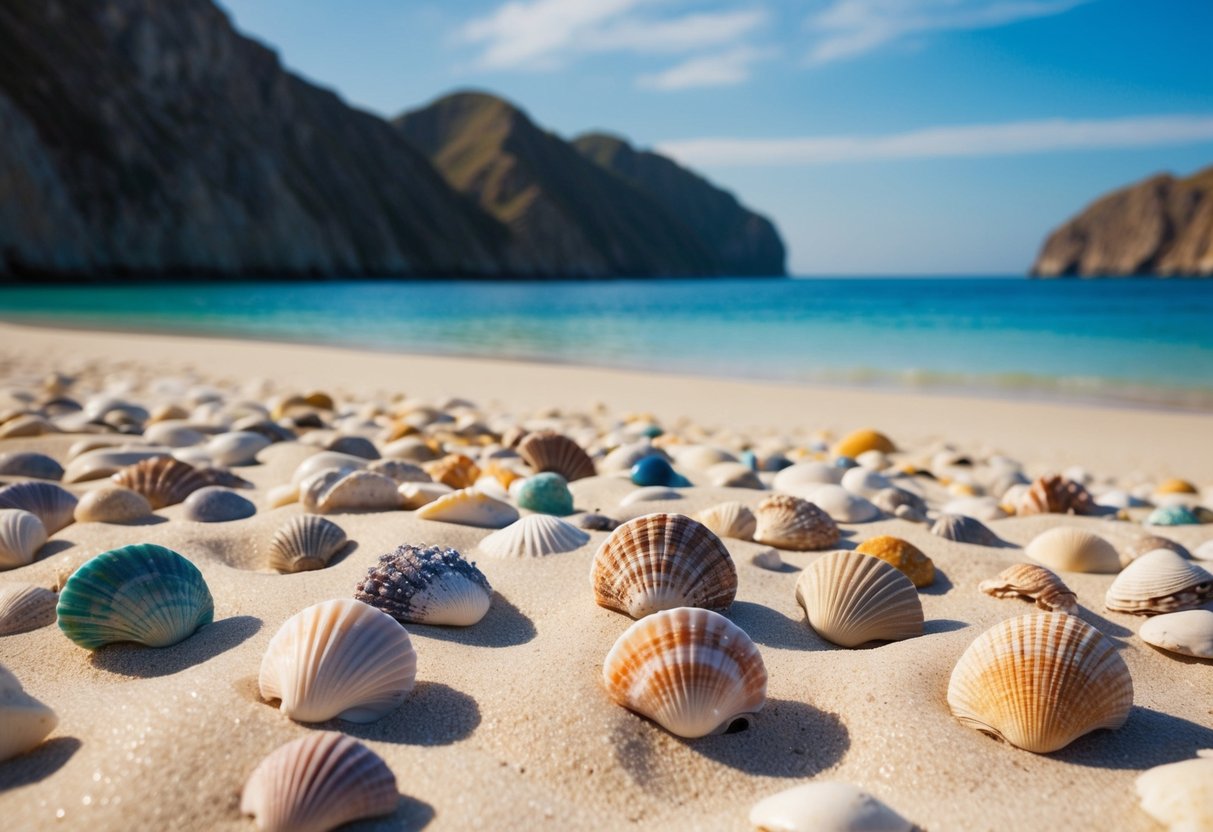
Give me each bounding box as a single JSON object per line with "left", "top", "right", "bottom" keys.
{"left": 978, "top": 563, "right": 1078, "bottom": 614}
{"left": 0, "top": 482, "right": 76, "bottom": 535}
{"left": 56, "top": 543, "right": 214, "bottom": 649}
{"left": 1105, "top": 549, "right": 1213, "bottom": 615}
{"left": 1139, "top": 609, "right": 1213, "bottom": 659}
{"left": 518, "top": 431, "right": 596, "bottom": 481}
{"left": 1016, "top": 475, "right": 1096, "bottom": 516}
{"left": 111, "top": 457, "right": 212, "bottom": 509}
{"left": 602, "top": 607, "right": 767, "bottom": 738}
{"left": 930, "top": 513, "right": 1000, "bottom": 547}
{"left": 753, "top": 495, "right": 839, "bottom": 551}
{"left": 0, "top": 665, "right": 58, "bottom": 762}
{"left": 415, "top": 488, "right": 519, "bottom": 528}
{"left": 947, "top": 613, "right": 1133, "bottom": 753}
{"left": 794, "top": 551, "right": 924, "bottom": 648}
{"left": 748, "top": 782, "right": 912, "bottom": 832}
{"left": 1026, "top": 527, "right": 1120, "bottom": 574}
{"left": 0, "top": 509, "right": 48, "bottom": 570}
{"left": 0, "top": 583, "right": 58, "bottom": 635}
{"left": 241, "top": 731, "right": 398, "bottom": 832}
{"left": 258, "top": 599, "right": 416, "bottom": 723}
{"left": 1135, "top": 751, "right": 1213, "bottom": 832}
{"left": 301, "top": 470, "right": 400, "bottom": 513}
{"left": 354, "top": 544, "right": 492, "bottom": 626}
{"left": 591, "top": 513, "right": 737, "bottom": 618}
{"left": 694, "top": 502, "right": 757, "bottom": 541}
{"left": 267, "top": 516, "right": 348, "bottom": 573}
{"left": 480, "top": 514, "right": 590, "bottom": 559}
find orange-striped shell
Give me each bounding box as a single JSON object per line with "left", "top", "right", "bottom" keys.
{"left": 1016, "top": 475, "right": 1096, "bottom": 516}
{"left": 978, "top": 563, "right": 1078, "bottom": 614}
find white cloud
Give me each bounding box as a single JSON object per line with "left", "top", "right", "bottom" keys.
{"left": 638, "top": 45, "right": 772, "bottom": 90}
{"left": 655, "top": 114, "right": 1213, "bottom": 166}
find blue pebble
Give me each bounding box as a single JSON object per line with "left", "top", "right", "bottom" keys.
{"left": 833, "top": 456, "right": 859, "bottom": 470}
{"left": 630, "top": 456, "right": 687, "bottom": 488}
{"left": 740, "top": 450, "right": 758, "bottom": 471}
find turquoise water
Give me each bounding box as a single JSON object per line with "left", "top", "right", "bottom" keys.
{"left": 2, "top": 278, "right": 1212, "bottom": 408}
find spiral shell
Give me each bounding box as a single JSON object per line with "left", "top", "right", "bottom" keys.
{"left": 694, "top": 501, "right": 757, "bottom": 541}
{"left": 354, "top": 544, "right": 492, "bottom": 626}
{"left": 0, "top": 583, "right": 58, "bottom": 635}
{"left": 1016, "top": 475, "right": 1096, "bottom": 516}
{"left": 602, "top": 607, "right": 766, "bottom": 738}
{"left": 0, "top": 665, "right": 58, "bottom": 762}
{"left": 1025, "top": 527, "right": 1120, "bottom": 574}
{"left": 0, "top": 509, "right": 48, "bottom": 570}
{"left": 794, "top": 551, "right": 924, "bottom": 648}
{"left": 111, "top": 457, "right": 212, "bottom": 509}
{"left": 518, "top": 431, "right": 596, "bottom": 481}
{"left": 930, "top": 513, "right": 1000, "bottom": 547}
{"left": 301, "top": 470, "right": 400, "bottom": 513}
{"left": 753, "top": 495, "right": 839, "bottom": 551}
{"left": 0, "top": 482, "right": 77, "bottom": 535}
{"left": 415, "top": 488, "right": 519, "bottom": 528}
{"left": 259, "top": 599, "right": 417, "bottom": 723}
{"left": 591, "top": 513, "right": 737, "bottom": 618}
{"left": 947, "top": 613, "right": 1133, "bottom": 753}
{"left": 480, "top": 514, "right": 589, "bottom": 559}
{"left": 978, "top": 563, "right": 1078, "bottom": 614}
{"left": 1105, "top": 549, "right": 1213, "bottom": 615}
{"left": 267, "top": 516, "right": 348, "bottom": 573}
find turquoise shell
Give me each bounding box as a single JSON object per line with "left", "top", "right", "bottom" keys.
{"left": 1145, "top": 505, "right": 1200, "bottom": 527}
{"left": 630, "top": 456, "right": 690, "bottom": 488}
{"left": 57, "top": 543, "right": 214, "bottom": 649}
{"left": 515, "top": 473, "right": 575, "bottom": 516}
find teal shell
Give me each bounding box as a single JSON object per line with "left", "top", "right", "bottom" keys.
{"left": 57, "top": 543, "right": 214, "bottom": 649}
{"left": 516, "top": 473, "right": 575, "bottom": 516}
{"left": 1146, "top": 505, "right": 1200, "bottom": 527}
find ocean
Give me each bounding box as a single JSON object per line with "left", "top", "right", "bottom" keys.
{"left": 2, "top": 277, "right": 1211, "bottom": 409}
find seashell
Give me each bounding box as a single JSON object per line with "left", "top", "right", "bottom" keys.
{"left": 0, "top": 481, "right": 76, "bottom": 535}
{"left": 930, "top": 513, "right": 1001, "bottom": 547}
{"left": 366, "top": 459, "right": 430, "bottom": 484}
{"left": 1016, "top": 474, "right": 1097, "bottom": 516}
{"left": 111, "top": 457, "right": 212, "bottom": 509}
{"left": 182, "top": 486, "right": 256, "bottom": 522}
{"left": 1138, "top": 609, "right": 1213, "bottom": 659}
{"left": 142, "top": 421, "right": 208, "bottom": 448}
{"left": 73, "top": 486, "right": 153, "bottom": 524}
{"left": 578, "top": 512, "right": 620, "bottom": 532}
{"left": 1197, "top": 539, "right": 1213, "bottom": 562}
{"left": 1155, "top": 477, "right": 1199, "bottom": 495}
{"left": 803, "top": 484, "right": 880, "bottom": 523}
{"left": 600, "top": 442, "right": 664, "bottom": 474}
{"left": 694, "top": 501, "right": 757, "bottom": 541}
{"left": 773, "top": 462, "right": 843, "bottom": 494}
{"left": 473, "top": 474, "right": 510, "bottom": 501}
{"left": 480, "top": 514, "right": 590, "bottom": 559}
{"left": 416, "top": 488, "right": 518, "bottom": 528}
{"left": 241, "top": 731, "right": 398, "bottom": 832}
{"left": 619, "top": 486, "right": 682, "bottom": 506}
{"left": 267, "top": 516, "right": 348, "bottom": 573}
{"left": 668, "top": 445, "right": 736, "bottom": 471}
{"left": 266, "top": 483, "right": 299, "bottom": 508}
{"left": 753, "top": 495, "right": 839, "bottom": 551}
{"left": 855, "top": 535, "right": 934, "bottom": 588}
{"left": 518, "top": 431, "right": 596, "bottom": 481}
{"left": 751, "top": 547, "right": 783, "bottom": 570}
{"left": 355, "top": 544, "right": 492, "bottom": 626}
{"left": 0, "top": 509, "right": 48, "bottom": 570}
{"left": 947, "top": 612, "right": 1132, "bottom": 753}
{"left": 0, "top": 452, "right": 64, "bottom": 481}
{"left": 832, "top": 428, "right": 895, "bottom": 459}
{"left": 840, "top": 466, "right": 891, "bottom": 497}
{"left": 423, "top": 454, "right": 480, "bottom": 489}
{"left": 794, "top": 551, "right": 923, "bottom": 647}
{"left": 978, "top": 563, "right": 1078, "bottom": 614}
{"left": 381, "top": 436, "right": 441, "bottom": 463}
{"left": 871, "top": 487, "right": 927, "bottom": 520}
{"left": 1093, "top": 489, "right": 1143, "bottom": 510}
{"left": 748, "top": 782, "right": 913, "bottom": 832}
{"left": 1135, "top": 751, "right": 1213, "bottom": 832}
{"left": 0, "top": 665, "right": 58, "bottom": 762}
{"left": 57, "top": 543, "right": 214, "bottom": 649}
{"left": 1025, "top": 527, "right": 1120, "bottom": 574}
{"left": 290, "top": 451, "right": 368, "bottom": 487}
{"left": 705, "top": 461, "right": 763, "bottom": 489}
{"left": 514, "top": 472, "right": 575, "bottom": 516}
{"left": 258, "top": 598, "right": 416, "bottom": 722}
{"left": 63, "top": 448, "right": 173, "bottom": 483}
{"left": 591, "top": 513, "right": 737, "bottom": 618}
{"left": 630, "top": 456, "right": 690, "bottom": 488}
{"left": 301, "top": 470, "right": 400, "bottom": 513}
{"left": 1121, "top": 534, "right": 1190, "bottom": 568}
{"left": 941, "top": 496, "right": 1007, "bottom": 522}
{"left": 1146, "top": 505, "right": 1200, "bottom": 527}
{"left": 602, "top": 607, "right": 766, "bottom": 738}
{"left": 399, "top": 481, "right": 454, "bottom": 510}
{"left": 0, "top": 414, "right": 56, "bottom": 437}
{"left": 1105, "top": 549, "right": 1213, "bottom": 615}
{"left": 857, "top": 449, "right": 890, "bottom": 470}
{"left": 0, "top": 583, "right": 58, "bottom": 635}
{"left": 206, "top": 431, "right": 271, "bottom": 466}
{"left": 326, "top": 435, "right": 379, "bottom": 460}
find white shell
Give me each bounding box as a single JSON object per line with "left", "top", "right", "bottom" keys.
{"left": 839, "top": 466, "right": 891, "bottom": 498}
{"left": 1106, "top": 549, "right": 1213, "bottom": 615}
{"left": 804, "top": 484, "right": 880, "bottom": 523}
{"left": 301, "top": 470, "right": 400, "bottom": 513}
{"left": 619, "top": 486, "right": 682, "bottom": 506}
{"left": 416, "top": 488, "right": 519, "bottom": 528}
{"left": 748, "top": 782, "right": 912, "bottom": 832}
{"left": 794, "top": 551, "right": 923, "bottom": 648}
{"left": 1025, "top": 527, "right": 1119, "bottom": 574}
{"left": 0, "top": 664, "right": 58, "bottom": 762}
{"left": 694, "top": 501, "right": 757, "bottom": 541}
{"left": 479, "top": 514, "right": 590, "bottom": 559}
{"left": 0, "top": 482, "right": 77, "bottom": 534}
{"left": 62, "top": 448, "right": 172, "bottom": 483}
{"left": 1139, "top": 609, "right": 1213, "bottom": 659}
{"left": 206, "top": 431, "right": 271, "bottom": 466}
{"left": 773, "top": 462, "right": 842, "bottom": 493}
{"left": 751, "top": 547, "right": 784, "bottom": 571}
{"left": 668, "top": 445, "right": 736, "bottom": 470}
{"left": 399, "top": 481, "right": 454, "bottom": 509}
{"left": 266, "top": 484, "right": 300, "bottom": 508}
{"left": 267, "top": 515, "right": 348, "bottom": 573}
{"left": 0, "top": 583, "right": 57, "bottom": 635}
{"left": 1135, "top": 751, "right": 1213, "bottom": 832}
{"left": 941, "top": 497, "right": 1008, "bottom": 522}
{"left": 0, "top": 509, "right": 48, "bottom": 570}
{"left": 289, "top": 451, "right": 368, "bottom": 487}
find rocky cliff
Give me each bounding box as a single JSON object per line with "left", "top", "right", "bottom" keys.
{"left": 1032, "top": 166, "right": 1213, "bottom": 277}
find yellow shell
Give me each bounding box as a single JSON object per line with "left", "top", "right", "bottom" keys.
{"left": 423, "top": 454, "right": 480, "bottom": 490}
{"left": 1155, "top": 478, "right": 1198, "bottom": 495}
{"left": 978, "top": 563, "right": 1078, "bottom": 614}
{"left": 415, "top": 488, "right": 519, "bottom": 528}
{"left": 832, "top": 429, "right": 895, "bottom": 459}
{"left": 794, "top": 551, "right": 924, "bottom": 648}
{"left": 855, "top": 535, "right": 934, "bottom": 588}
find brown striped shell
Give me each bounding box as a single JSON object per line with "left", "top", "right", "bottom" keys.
{"left": 793, "top": 551, "right": 924, "bottom": 648}
{"left": 930, "top": 513, "right": 1001, "bottom": 546}
{"left": 1105, "top": 549, "right": 1213, "bottom": 615}
{"left": 0, "top": 583, "right": 57, "bottom": 635}
{"left": 266, "top": 516, "right": 348, "bottom": 573}
{"left": 1016, "top": 475, "right": 1097, "bottom": 516}
{"left": 111, "top": 457, "right": 212, "bottom": 509}
{"left": 518, "top": 431, "right": 597, "bottom": 481}
{"left": 978, "top": 563, "right": 1078, "bottom": 614}
{"left": 753, "top": 495, "right": 839, "bottom": 551}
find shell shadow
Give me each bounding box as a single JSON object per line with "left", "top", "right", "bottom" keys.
{"left": 0, "top": 737, "right": 82, "bottom": 792}
{"left": 407, "top": 594, "right": 536, "bottom": 648}
{"left": 922, "top": 618, "right": 969, "bottom": 636}
{"left": 1142, "top": 645, "right": 1213, "bottom": 665}
{"left": 1075, "top": 608, "right": 1132, "bottom": 639}
{"left": 726, "top": 601, "right": 831, "bottom": 651}
{"left": 35, "top": 539, "right": 76, "bottom": 559}
{"left": 89, "top": 615, "right": 262, "bottom": 677}
{"left": 327, "top": 539, "right": 359, "bottom": 569}
{"left": 918, "top": 569, "right": 954, "bottom": 596}
{"left": 336, "top": 682, "right": 480, "bottom": 746}
{"left": 108, "top": 515, "right": 169, "bottom": 527}
{"left": 381, "top": 794, "right": 436, "bottom": 831}
{"left": 1051, "top": 706, "right": 1213, "bottom": 770}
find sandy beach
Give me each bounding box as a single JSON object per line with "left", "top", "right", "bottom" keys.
{"left": 0, "top": 321, "right": 1210, "bottom": 831}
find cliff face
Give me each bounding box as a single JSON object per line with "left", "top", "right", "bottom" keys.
{"left": 1032, "top": 166, "right": 1213, "bottom": 277}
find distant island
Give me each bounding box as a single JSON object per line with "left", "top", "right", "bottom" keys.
{"left": 0, "top": 0, "right": 784, "bottom": 280}
{"left": 1032, "top": 165, "right": 1213, "bottom": 278}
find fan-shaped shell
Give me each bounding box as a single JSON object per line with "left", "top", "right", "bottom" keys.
{"left": 1016, "top": 475, "right": 1096, "bottom": 516}
{"left": 415, "top": 488, "right": 519, "bottom": 528}
{"left": 947, "top": 613, "right": 1133, "bottom": 753}
{"left": 1139, "top": 609, "right": 1213, "bottom": 659}
{"left": 0, "top": 509, "right": 48, "bottom": 570}
{"left": 748, "top": 782, "right": 912, "bottom": 832}
{"left": 794, "top": 551, "right": 924, "bottom": 648}
{"left": 63, "top": 448, "right": 173, "bottom": 483}
{"left": 1121, "top": 534, "right": 1190, "bottom": 568}
{"left": 480, "top": 514, "right": 590, "bottom": 559}
{"left": 259, "top": 599, "right": 416, "bottom": 722}
{"left": 56, "top": 543, "right": 214, "bottom": 649}
{"left": 518, "top": 431, "right": 596, "bottom": 481}
{"left": 354, "top": 544, "right": 492, "bottom": 626}
{"left": 753, "top": 495, "right": 839, "bottom": 551}
{"left": 0, "top": 482, "right": 76, "bottom": 535}
{"left": 0, "top": 665, "right": 58, "bottom": 762}
{"left": 1135, "top": 751, "right": 1213, "bottom": 832}
{"left": 930, "top": 513, "right": 1001, "bottom": 547}
{"left": 267, "top": 515, "right": 348, "bottom": 573}
{"left": 73, "top": 486, "right": 153, "bottom": 524}
{"left": 591, "top": 514, "right": 737, "bottom": 618}
{"left": 1026, "top": 527, "right": 1120, "bottom": 574}
{"left": 602, "top": 607, "right": 766, "bottom": 738}
{"left": 978, "top": 563, "right": 1078, "bottom": 614}
{"left": 1105, "top": 549, "right": 1213, "bottom": 615}
{"left": 694, "top": 501, "right": 757, "bottom": 541}
{"left": 111, "top": 457, "right": 212, "bottom": 509}
{"left": 0, "top": 452, "right": 64, "bottom": 481}
{"left": 0, "top": 583, "right": 57, "bottom": 635}
{"left": 301, "top": 470, "right": 400, "bottom": 513}
{"left": 241, "top": 731, "right": 398, "bottom": 832}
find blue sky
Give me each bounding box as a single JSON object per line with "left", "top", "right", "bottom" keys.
{"left": 217, "top": 0, "right": 1213, "bottom": 275}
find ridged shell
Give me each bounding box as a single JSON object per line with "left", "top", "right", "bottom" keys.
{"left": 0, "top": 583, "right": 58, "bottom": 635}
{"left": 1139, "top": 609, "right": 1213, "bottom": 659}
{"left": 0, "top": 452, "right": 64, "bottom": 481}
{"left": 0, "top": 665, "right": 58, "bottom": 762}
{"left": 259, "top": 599, "right": 417, "bottom": 723}
{"left": 480, "top": 514, "right": 590, "bottom": 559}
{"left": 1105, "top": 549, "right": 1213, "bottom": 615}
{"left": 748, "top": 782, "right": 913, "bottom": 832}
{"left": 930, "top": 513, "right": 1000, "bottom": 547}
{"left": 241, "top": 732, "right": 398, "bottom": 832}
{"left": 415, "top": 488, "right": 519, "bottom": 528}
{"left": 1121, "top": 534, "right": 1190, "bottom": 568}
{"left": 694, "top": 501, "right": 757, "bottom": 541}
{"left": 0, "top": 482, "right": 77, "bottom": 535}
{"left": 978, "top": 563, "right": 1078, "bottom": 614}
{"left": 947, "top": 613, "right": 1133, "bottom": 753}
{"left": 56, "top": 543, "right": 214, "bottom": 649}
{"left": 591, "top": 514, "right": 737, "bottom": 618}
{"left": 602, "top": 607, "right": 767, "bottom": 738}
{"left": 0, "top": 509, "right": 48, "bottom": 570}
{"left": 518, "top": 431, "right": 596, "bottom": 481}
{"left": 63, "top": 448, "right": 173, "bottom": 483}
{"left": 1135, "top": 751, "right": 1213, "bottom": 832}
{"left": 111, "top": 457, "right": 212, "bottom": 509}
{"left": 794, "top": 551, "right": 924, "bottom": 648}
{"left": 354, "top": 544, "right": 491, "bottom": 626}
{"left": 267, "top": 516, "right": 348, "bottom": 573}
{"left": 1016, "top": 475, "right": 1096, "bottom": 516}
{"left": 301, "top": 470, "right": 400, "bottom": 513}
{"left": 73, "top": 486, "right": 153, "bottom": 524}
{"left": 1025, "top": 527, "right": 1120, "bottom": 574}
{"left": 753, "top": 495, "right": 839, "bottom": 551}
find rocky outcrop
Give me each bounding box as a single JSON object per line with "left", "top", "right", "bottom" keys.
{"left": 1032, "top": 166, "right": 1213, "bottom": 277}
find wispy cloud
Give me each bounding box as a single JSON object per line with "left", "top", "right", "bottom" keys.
{"left": 656, "top": 114, "right": 1213, "bottom": 166}
{"left": 805, "top": 0, "right": 1090, "bottom": 66}
{"left": 639, "top": 45, "right": 772, "bottom": 90}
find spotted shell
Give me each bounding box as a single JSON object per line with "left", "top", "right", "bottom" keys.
{"left": 354, "top": 544, "right": 492, "bottom": 626}
{"left": 1135, "top": 751, "right": 1213, "bottom": 832}
{"left": 518, "top": 431, "right": 596, "bottom": 481}
{"left": 1016, "top": 475, "right": 1096, "bottom": 516}
{"left": 1026, "top": 527, "right": 1120, "bottom": 574}
{"left": 73, "top": 486, "right": 153, "bottom": 524}
{"left": 267, "top": 515, "right": 348, "bottom": 573}
{"left": 1105, "top": 549, "right": 1213, "bottom": 615}
{"left": 0, "top": 665, "right": 58, "bottom": 762}
{"left": 930, "top": 513, "right": 1001, "bottom": 547}
{"left": 258, "top": 598, "right": 417, "bottom": 723}
{"left": 1121, "top": 534, "right": 1190, "bottom": 568}
{"left": 0, "top": 509, "right": 48, "bottom": 570}
{"left": 0, "top": 583, "right": 58, "bottom": 635}
{"left": 694, "top": 501, "right": 757, "bottom": 541}
{"left": 480, "top": 514, "right": 590, "bottom": 559}
{"left": 947, "top": 613, "right": 1133, "bottom": 753}
{"left": 415, "top": 488, "right": 519, "bottom": 528}
{"left": 1139, "top": 609, "right": 1213, "bottom": 659}
{"left": 591, "top": 514, "right": 737, "bottom": 618}
{"left": 0, "top": 482, "right": 76, "bottom": 535}
{"left": 794, "top": 551, "right": 924, "bottom": 648}
{"left": 978, "top": 563, "right": 1078, "bottom": 614}
{"left": 111, "top": 457, "right": 212, "bottom": 509}
{"left": 753, "top": 495, "right": 839, "bottom": 551}
{"left": 301, "top": 470, "right": 400, "bottom": 513}
{"left": 241, "top": 731, "right": 398, "bottom": 832}
{"left": 56, "top": 543, "right": 215, "bottom": 649}
{"left": 602, "top": 607, "right": 766, "bottom": 738}
{"left": 748, "top": 782, "right": 912, "bottom": 832}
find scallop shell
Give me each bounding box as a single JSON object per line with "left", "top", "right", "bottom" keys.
{"left": 111, "top": 457, "right": 212, "bottom": 509}
{"left": 1135, "top": 751, "right": 1213, "bottom": 832}
{"left": 694, "top": 501, "right": 757, "bottom": 541}
{"left": 602, "top": 607, "right": 766, "bottom": 738}
{"left": 267, "top": 516, "right": 348, "bottom": 573}
{"left": 182, "top": 486, "right": 256, "bottom": 522}
{"left": 930, "top": 513, "right": 1001, "bottom": 547}
{"left": 416, "top": 488, "right": 519, "bottom": 528}
{"left": 0, "top": 509, "right": 48, "bottom": 570}
{"left": 753, "top": 495, "right": 839, "bottom": 551}
{"left": 1023, "top": 527, "right": 1119, "bottom": 574}
{"left": 518, "top": 431, "right": 596, "bottom": 481}
{"left": 480, "top": 514, "right": 590, "bottom": 559}
{"left": 0, "top": 665, "right": 58, "bottom": 762}
{"left": 1105, "top": 549, "right": 1213, "bottom": 615}
{"left": 258, "top": 598, "right": 417, "bottom": 723}
{"left": 794, "top": 551, "right": 924, "bottom": 648}
{"left": 0, "top": 482, "right": 77, "bottom": 534}
{"left": 591, "top": 514, "right": 737, "bottom": 618}
{"left": 56, "top": 543, "right": 215, "bottom": 649}
{"left": 355, "top": 544, "right": 492, "bottom": 626}
{"left": 73, "top": 486, "right": 153, "bottom": 524}
{"left": 0, "top": 452, "right": 64, "bottom": 481}
{"left": 748, "top": 782, "right": 912, "bottom": 832}
{"left": 301, "top": 470, "right": 400, "bottom": 513}
{"left": 0, "top": 583, "right": 58, "bottom": 635}
{"left": 241, "top": 731, "right": 398, "bottom": 832}
{"left": 1121, "top": 534, "right": 1190, "bottom": 568}
{"left": 1139, "top": 609, "right": 1213, "bottom": 659}
{"left": 946, "top": 613, "right": 1133, "bottom": 753}
{"left": 978, "top": 563, "right": 1078, "bottom": 614}
{"left": 1016, "top": 474, "right": 1097, "bottom": 516}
